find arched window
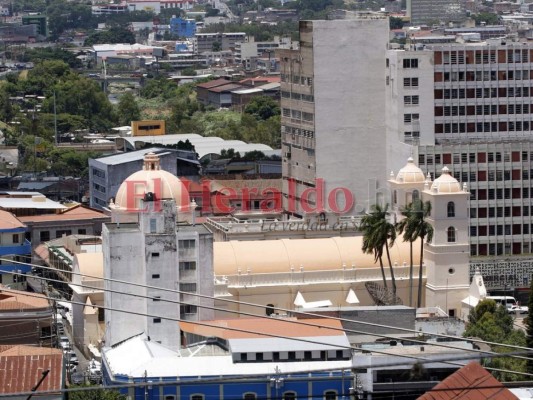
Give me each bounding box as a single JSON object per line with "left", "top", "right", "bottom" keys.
{"left": 283, "top": 391, "right": 297, "bottom": 400}
{"left": 447, "top": 201, "right": 455, "bottom": 217}
{"left": 412, "top": 190, "right": 420, "bottom": 202}
{"left": 266, "top": 304, "right": 275, "bottom": 316}
{"left": 447, "top": 227, "right": 456, "bottom": 243}
{"left": 243, "top": 393, "right": 257, "bottom": 400}
{"left": 324, "top": 390, "right": 337, "bottom": 400}
{"left": 191, "top": 395, "right": 204, "bottom": 400}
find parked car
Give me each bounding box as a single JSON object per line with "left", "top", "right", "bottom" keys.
{"left": 64, "top": 350, "right": 79, "bottom": 365}
{"left": 70, "top": 371, "right": 85, "bottom": 385}
{"left": 508, "top": 305, "right": 529, "bottom": 314}
{"left": 59, "top": 336, "right": 70, "bottom": 350}
{"left": 87, "top": 359, "right": 102, "bottom": 384}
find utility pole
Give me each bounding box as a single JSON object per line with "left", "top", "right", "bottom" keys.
{"left": 53, "top": 90, "right": 58, "bottom": 145}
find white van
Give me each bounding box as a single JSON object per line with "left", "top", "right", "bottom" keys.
{"left": 486, "top": 296, "right": 517, "bottom": 310}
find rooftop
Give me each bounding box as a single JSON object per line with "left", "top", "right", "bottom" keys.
{"left": 0, "top": 210, "right": 25, "bottom": 230}
{"left": 91, "top": 147, "right": 180, "bottom": 166}
{"left": 0, "top": 287, "right": 50, "bottom": 311}
{"left": 0, "top": 196, "right": 66, "bottom": 210}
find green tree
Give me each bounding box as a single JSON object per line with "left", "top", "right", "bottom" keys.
{"left": 116, "top": 92, "right": 141, "bottom": 126}
{"left": 474, "top": 12, "right": 500, "bottom": 26}
{"left": 244, "top": 96, "right": 280, "bottom": 121}
{"left": 212, "top": 41, "right": 222, "bottom": 52}
{"left": 360, "top": 204, "right": 397, "bottom": 291}
{"left": 68, "top": 387, "right": 126, "bottom": 400}
{"left": 390, "top": 16, "right": 404, "bottom": 29}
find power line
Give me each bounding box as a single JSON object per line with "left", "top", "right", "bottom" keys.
{"left": 2, "top": 277, "right": 533, "bottom": 381}
{"left": 2, "top": 256, "right": 532, "bottom": 358}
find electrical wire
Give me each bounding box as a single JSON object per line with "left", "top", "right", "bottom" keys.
{"left": 2, "top": 281, "right": 533, "bottom": 381}
{"left": 2, "top": 256, "right": 532, "bottom": 359}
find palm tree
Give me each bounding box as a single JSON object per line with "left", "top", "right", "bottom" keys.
{"left": 397, "top": 202, "right": 417, "bottom": 307}
{"left": 397, "top": 200, "right": 434, "bottom": 308}
{"left": 360, "top": 204, "right": 397, "bottom": 293}
{"left": 411, "top": 200, "right": 433, "bottom": 308}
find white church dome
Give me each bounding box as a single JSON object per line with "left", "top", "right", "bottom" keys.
{"left": 114, "top": 152, "right": 190, "bottom": 210}
{"left": 396, "top": 157, "right": 425, "bottom": 183}
{"left": 430, "top": 166, "right": 462, "bottom": 193}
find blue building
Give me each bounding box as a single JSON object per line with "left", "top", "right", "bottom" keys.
{"left": 0, "top": 210, "right": 31, "bottom": 289}
{"left": 103, "top": 318, "right": 354, "bottom": 400}
{"left": 170, "top": 17, "right": 197, "bottom": 38}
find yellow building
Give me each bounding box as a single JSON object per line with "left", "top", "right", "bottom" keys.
{"left": 131, "top": 120, "right": 166, "bottom": 136}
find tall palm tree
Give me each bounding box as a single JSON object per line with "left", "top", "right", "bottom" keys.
{"left": 411, "top": 200, "right": 433, "bottom": 308}
{"left": 360, "top": 204, "right": 397, "bottom": 293}
{"left": 397, "top": 202, "right": 416, "bottom": 307}
{"left": 397, "top": 200, "right": 434, "bottom": 308}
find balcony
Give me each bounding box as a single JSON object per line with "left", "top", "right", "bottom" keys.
{"left": 0, "top": 240, "right": 31, "bottom": 257}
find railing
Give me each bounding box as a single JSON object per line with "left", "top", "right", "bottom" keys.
{"left": 214, "top": 265, "right": 423, "bottom": 288}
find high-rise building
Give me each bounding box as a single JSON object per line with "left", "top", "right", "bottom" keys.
{"left": 406, "top": 0, "right": 466, "bottom": 26}
{"left": 279, "top": 17, "right": 389, "bottom": 221}
{"left": 386, "top": 42, "right": 533, "bottom": 293}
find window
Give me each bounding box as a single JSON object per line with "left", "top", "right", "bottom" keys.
{"left": 179, "top": 261, "right": 196, "bottom": 271}
{"left": 447, "top": 202, "right": 455, "bottom": 218}
{"left": 404, "top": 95, "right": 420, "bottom": 105}
{"left": 180, "top": 283, "right": 197, "bottom": 292}
{"left": 404, "top": 113, "right": 419, "bottom": 123}
{"left": 152, "top": 274, "right": 160, "bottom": 279}
{"left": 403, "top": 58, "right": 419, "bottom": 68}
{"left": 412, "top": 190, "right": 420, "bottom": 202}
{"left": 324, "top": 391, "right": 337, "bottom": 400}
{"left": 403, "top": 77, "right": 419, "bottom": 87}
{"left": 153, "top": 296, "right": 161, "bottom": 302}
{"left": 283, "top": 392, "right": 297, "bottom": 400}
{"left": 191, "top": 395, "right": 204, "bottom": 400}
{"left": 150, "top": 218, "right": 157, "bottom": 233}
{"left": 266, "top": 303, "right": 275, "bottom": 316}
{"left": 39, "top": 231, "right": 50, "bottom": 242}
{"left": 12, "top": 234, "right": 19, "bottom": 244}
{"left": 447, "top": 227, "right": 456, "bottom": 243}
{"left": 153, "top": 318, "right": 161, "bottom": 323}
{"left": 152, "top": 252, "right": 160, "bottom": 258}
{"left": 244, "top": 394, "right": 257, "bottom": 400}
{"left": 179, "top": 240, "right": 196, "bottom": 249}
{"left": 180, "top": 304, "right": 198, "bottom": 314}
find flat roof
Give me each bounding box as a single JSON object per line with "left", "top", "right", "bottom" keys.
{"left": 209, "top": 83, "right": 244, "bottom": 93}
{"left": 91, "top": 147, "right": 177, "bottom": 166}
{"left": 0, "top": 197, "right": 66, "bottom": 210}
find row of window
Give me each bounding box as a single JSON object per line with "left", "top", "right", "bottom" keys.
{"left": 280, "top": 91, "right": 315, "bottom": 102}
{"left": 280, "top": 74, "right": 313, "bottom": 86}
{"left": 404, "top": 95, "right": 420, "bottom": 106}
{"left": 434, "top": 87, "right": 532, "bottom": 99}
{"left": 40, "top": 229, "right": 87, "bottom": 242}
{"left": 282, "top": 108, "right": 314, "bottom": 123}
{"left": 446, "top": 170, "right": 527, "bottom": 182}
{"left": 92, "top": 168, "right": 105, "bottom": 179}
{"left": 470, "top": 242, "right": 524, "bottom": 256}
{"left": 435, "top": 49, "right": 532, "bottom": 65}
{"left": 435, "top": 104, "right": 533, "bottom": 117}
{"left": 470, "top": 206, "right": 530, "bottom": 218}
{"left": 283, "top": 125, "right": 315, "bottom": 138}
{"left": 419, "top": 151, "right": 533, "bottom": 165}
{"left": 172, "top": 391, "right": 339, "bottom": 400}
{"left": 403, "top": 77, "right": 419, "bottom": 88}
{"left": 92, "top": 182, "right": 106, "bottom": 194}
{"left": 435, "top": 70, "right": 533, "bottom": 83}
{"left": 435, "top": 120, "right": 533, "bottom": 134}
{"left": 470, "top": 224, "right": 533, "bottom": 236}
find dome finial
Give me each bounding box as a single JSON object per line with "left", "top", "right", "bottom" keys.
{"left": 143, "top": 152, "right": 161, "bottom": 171}
{"left": 441, "top": 166, "right": 450, "bottom": 174}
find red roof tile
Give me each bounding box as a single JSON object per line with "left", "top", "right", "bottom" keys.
{"left": 0, "top": 346, "right": 63, "bottom": 395}
{"left": 0, "top": 210, "right": 25, "bottom": 230}
{"left": 418, "top": 362, "right": 518, "bottom": 400}
{"left": 196, "top": 78, "right": 231, "bottom": 89}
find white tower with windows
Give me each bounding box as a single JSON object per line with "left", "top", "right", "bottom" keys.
{"left": 422, "top": 166, "right": 470, "bottom": 316}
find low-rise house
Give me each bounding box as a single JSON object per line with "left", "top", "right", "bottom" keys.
{"left": 103, "top": 318, "right": 352, "bottom": 400}
{"left": 0, "top": 288, "right": 54, "bottom": 346}
{"left": 0, "top": 210, "right": 30, "bottom": 289}
{"left": 0, "top": 345, "right": 64, "bottom": 400}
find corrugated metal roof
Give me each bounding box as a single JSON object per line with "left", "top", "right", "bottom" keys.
{"left": 228, "top": 335, "right": 349, "bottom": 353}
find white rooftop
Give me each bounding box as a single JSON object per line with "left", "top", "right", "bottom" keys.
{"left": 0, "top": 196, "right": 66, "bottom": 210}
{"left": 104, "top": 335, "right": 352, "bottom": 378}
{"left": 92, "top": 148, "right": 177, "bottom": 166}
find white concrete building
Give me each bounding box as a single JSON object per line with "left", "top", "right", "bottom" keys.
{"left": 279, "top": 16, "right": 390, "bottom": 221}
{"left": 103, "top": 153, "right": 214, "bottom": 351}
{"left": 386, "top": 41, "right": 533, "bottom": 295}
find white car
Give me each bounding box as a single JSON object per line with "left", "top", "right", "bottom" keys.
{"left": 64, "top": 350, "right": 79, "bottom": 365}
{"left": 508, "top": 305, "right": 528, "bottom": 314}
{"left": 59, "top": 336, "right": 70, "bottom": 350}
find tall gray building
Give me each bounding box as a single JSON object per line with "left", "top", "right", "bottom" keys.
{"left": 407, "top": 0, "right": 466, "bottom": 26}
{"left": 279, "top": 16, "right": 389, "bottom": 221}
